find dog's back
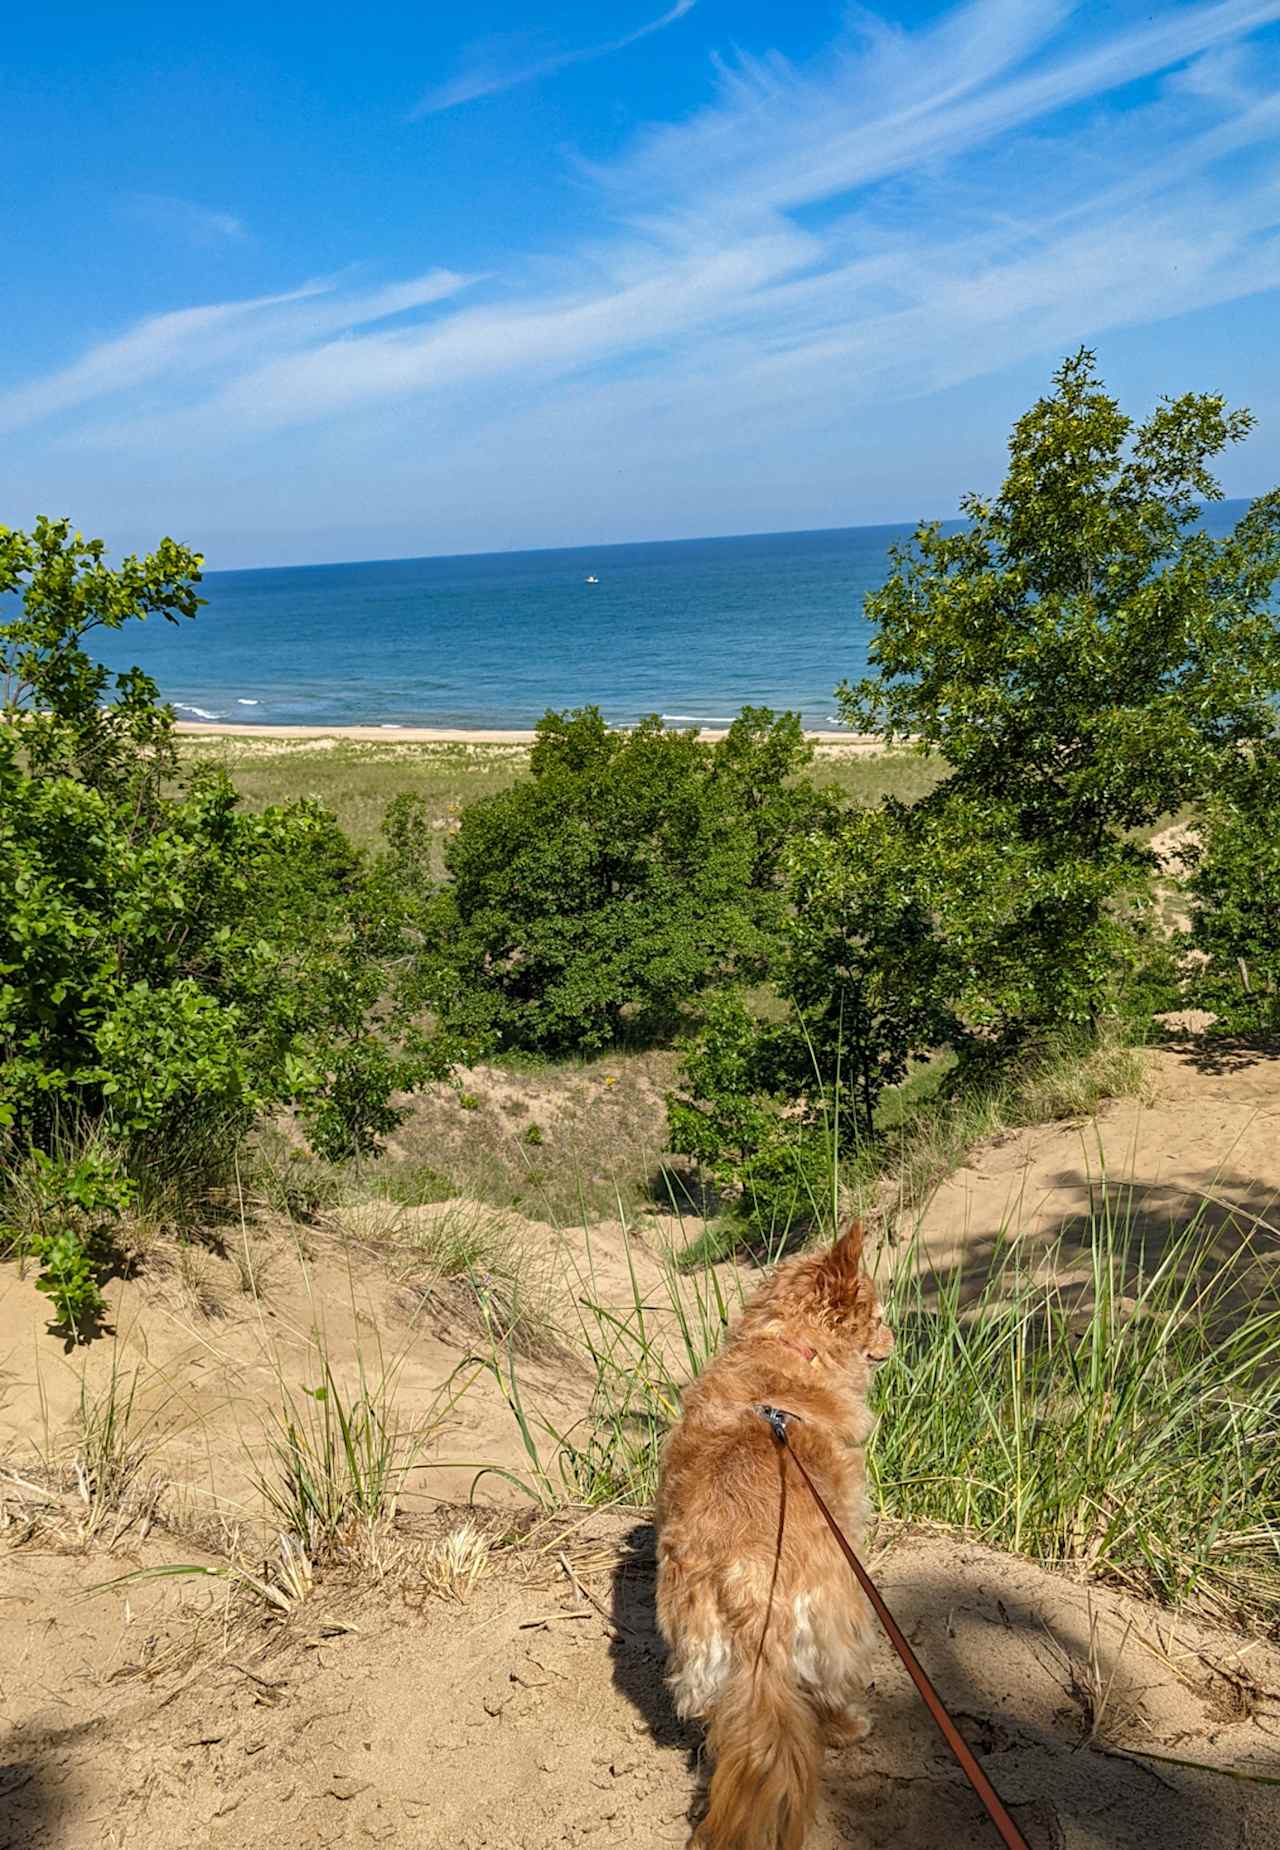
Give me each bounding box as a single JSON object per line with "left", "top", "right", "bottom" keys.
{"left": 655, "top": 1224, "right": 892, "bottom": 1850}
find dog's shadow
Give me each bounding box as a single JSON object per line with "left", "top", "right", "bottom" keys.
{"left": 608, "top": 1521, "right": 701, "bottom": 1763}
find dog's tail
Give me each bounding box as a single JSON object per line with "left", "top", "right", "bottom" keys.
{"left": 695, "top": 1643, "right": 821, "bottom": 1850}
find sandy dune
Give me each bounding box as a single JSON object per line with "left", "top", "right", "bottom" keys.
{"left": 4, "top": 1038, "right": 1280, "bottom": 1847}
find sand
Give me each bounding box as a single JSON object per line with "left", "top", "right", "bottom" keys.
{"left": 910, "top": 1041, "right": 1280, "bottom": 1290}
{"left": 5, "top": 1513, "right": 1279, "bottom": 1850}
{"left": 173, "top": 721, "right": 893, "bottom": 750}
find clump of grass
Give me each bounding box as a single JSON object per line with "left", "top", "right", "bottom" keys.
{"left": 75, "top": 1362, "right": 151, "bottom": 1518}
{"left": 476, "top": 1223, "right": 738, "bottom": 1508}
{"left": 169, "top": 1239, "right": 227, "bottom": 1319}
{"left": 871, "top": 1195, "right": 1280, "bottom": 1628}
{"left": 367, "top": 1159, "right": 455, "bottom": 1206}
{"left": 248, "top": 1129, "right": 344, "bottom": 1220}
{"left": 1015, "top": 1038, "right": 1153, "bottom": 1122}
{"left": 3, "top": 1351, "right": 170, "bottom": 1547}
{"left": 671, "top": 1218, "right": 756, "bottom": 1271}
{"left": 398, "top": 1201, "right": 561, "bottom": 1358}
{"left": 332, "top": 1196, "right": 410, "bottom": 1246}
{"left": 422, "top": 1521, "right": 492, "bottom": 1601}
{"left": 255, "top": 1352, "right": 419, "bottom": 1564}
{"left": 1038, "top": 1597, "right": 1143, "bottom": 1744}
{"left": 231, "top": 1224, "right": 279, "bottom": 1300}
{"left": 62, "top": 1355, "right": 170, "bottom": 1545}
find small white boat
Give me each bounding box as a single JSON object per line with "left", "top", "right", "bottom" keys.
{"left": 585, "top": 574, "right": 599, "bottom": 584}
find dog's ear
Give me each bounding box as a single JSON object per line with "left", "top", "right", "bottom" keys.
{"left": 834, "top": 1219, "right": 864, "bottom": 1267}
{"left": 818, "top": 1219, "right": 864, "bottom": 1295}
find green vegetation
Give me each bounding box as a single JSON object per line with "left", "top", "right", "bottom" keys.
{"left": 410, "top": 705, "right": 839, "bottom": 1057}
{"left": 174, "top": 733, "right": 530, "bottom": 856}
{"left": 256, "top": 1351, "right": 419, "bottom": 1563}
{"left": 1187, "top": 748, "right": 1280, "bottom": 1031}
{"left": 475, "top": 1221, "right": 733, "bottom": 1510}
{"left": 171, "top": 731, "right": 940, "bottom": 850}
{"left": 6, "top": 358, "right": 1280, "bottom": 1310}
{"left": 478, "top": 1196, "right": 1279, "bottom": 1628}
{"left": 873, "top": 1201, "right": 1280, "bottom": 1627}
{"left": 4, "top": 356, "right": 1280, "bottom": 1631}
{"left": 0, "top": 518, "right": 450, "bottom": 1333}
{"left": 670, "top": 352, "right": 1280, "bottom": 1231}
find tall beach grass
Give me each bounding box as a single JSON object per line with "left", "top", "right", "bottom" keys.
{"left": 873, "top": 1195, "right": 1280, "bottom": 1626}
{"left": 487, "top": 1188, "right": 1279, "bottom": 1629}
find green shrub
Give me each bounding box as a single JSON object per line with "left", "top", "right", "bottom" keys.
{"left": 668, "top": 788, "right": 1148, "bottom": 1216}
{"left": 664, "top": 992, "right": 834, "bottom": 1239}
{"left": 0, "top": 1144, "right": 134, "bottom": 1336}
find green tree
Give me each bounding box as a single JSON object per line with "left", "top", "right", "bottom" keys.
{"left": 418, "top": 706, "right": 837, "bottom": 1057}
{"left": 838, "top": 350, "right": 1280, "bottom": 1041}
{"left": 1, "top": 519, "right": 444, "bottom": 1332}
{"left": 841, "top": 352, "right": 1280, "bottom": 853}
{"left": 1, "top": 516, "right": 202, "bottom": 795}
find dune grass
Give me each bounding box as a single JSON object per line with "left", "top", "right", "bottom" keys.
{"left": 254, "top": 1349, "right": 419, "bottom": 1563}
{"left": 38, "top": 1131, "right": 1277, "bottom": 1637}
{"left": 174, "top": 736, "right": 531, "bottom": 854}
{"left": 874, "top": 1198, "right": 1280, "bottom": 1627}
{"left": 479, "top": 1187, "right": 1279, "bottom": 1630}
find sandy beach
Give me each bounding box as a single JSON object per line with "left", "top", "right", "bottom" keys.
{"left": 173, "top": 720, "right": 893, "bottom": 750}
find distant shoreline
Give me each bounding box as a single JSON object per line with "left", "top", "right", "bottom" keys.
{"left": 173, "top": 720, "right": 895, "bottom": 751}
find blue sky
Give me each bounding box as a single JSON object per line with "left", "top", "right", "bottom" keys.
{"left": 3, "top": 0, "right": 1280, "bottom": 567}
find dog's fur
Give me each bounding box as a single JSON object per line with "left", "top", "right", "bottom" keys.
{"left": 655, "top": 1222, "right": 893, "bottom": 1850}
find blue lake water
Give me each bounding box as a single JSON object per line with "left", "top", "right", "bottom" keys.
{"left": 91, "top": 507, "right": 1252, "bottom": 729}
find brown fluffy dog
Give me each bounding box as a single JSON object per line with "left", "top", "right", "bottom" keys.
{"left": 655, "top": 1222, "right": 893, "bottom": 1850}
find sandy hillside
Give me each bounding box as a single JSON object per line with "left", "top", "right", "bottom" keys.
{"left": 4, "top": 1037, "right": 1280, "bottom": 1848}
{"left": 4, "top": 1516, "right": 1279, "bottom": 1850}
{"left": 0, "top": 1205, "right": 714, "bottom": 1526}
{"left": 909, "top": 1041, "right": 1280, "bottom": 1282}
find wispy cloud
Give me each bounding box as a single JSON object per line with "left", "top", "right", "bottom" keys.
{"left": 411, "top": 0, "right": 696, "bottom": 116}
{"left": 7, "top": 0, "right": 1280, "bottom": 526}
{"left": 118, "top": 193, "right": 249, "bottom": 246}
{"left": 0, "top": 272, "right": 472, "bottom": 436}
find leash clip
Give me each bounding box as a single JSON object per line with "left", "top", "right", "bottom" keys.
{"left": 754, "top": 1402, "right": 802, "bottom": 1444}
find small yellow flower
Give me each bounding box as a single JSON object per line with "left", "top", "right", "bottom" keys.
{"left": 604, "top": 1075, "right": 618, "bottom": 1087}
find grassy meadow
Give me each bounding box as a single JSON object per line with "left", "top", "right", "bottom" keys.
{"left": 175, "top": 731, "right": 946, "bottom": 854}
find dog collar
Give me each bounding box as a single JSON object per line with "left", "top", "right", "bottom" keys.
{"left": 782, "top": 1338, "right": 820, "bottom": 1367}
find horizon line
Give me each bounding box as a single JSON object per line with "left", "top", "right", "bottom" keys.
{"left": 201, "top": 494, "right": 1260, "bottom": 577}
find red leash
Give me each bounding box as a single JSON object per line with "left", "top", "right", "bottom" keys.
{"left": 755, "top": 1403, "right": 1032, "bottom": 1850}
